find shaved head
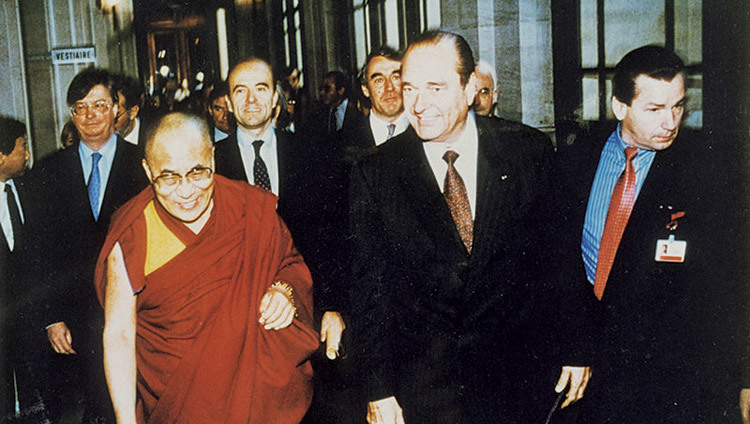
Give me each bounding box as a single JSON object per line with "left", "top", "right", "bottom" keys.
{"left": 144, "top": 112, "right": 212, "bottom": 162}
{"left": 142, "top": 112, "right": 215, "bottom": 226}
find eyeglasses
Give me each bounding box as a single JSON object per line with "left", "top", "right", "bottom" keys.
{"left": 477, "top": 88, "right": 493, "bottom": 96}
{"left": 70, "top": 100, "right": 113, "bottom": 116}
{"left": 152, "top": 167, "right": 213, "bottom": 193}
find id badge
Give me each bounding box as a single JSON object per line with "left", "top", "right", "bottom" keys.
{"left": 655, "top": 234, "right": 686, "bottom": 263}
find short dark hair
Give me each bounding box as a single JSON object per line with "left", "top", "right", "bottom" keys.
{"left": 66, "top": 67, "right": 117, "bottom": 106}
{"left": 0, "top": 116, "right": 26, "bottom": 155}
{"left": 208, "top": 80, "right": 230, "bottom": 104}
{"left": 324, "top": 70, "right": 350, "bottom": 98}
{"left": 612, "top": 45, "right": 686, "bottom": 106}
{"left": 113, "top": 74, "right": 144, "bottom": 109}
{"left": 359, "top": 45, "right": 403, "bottom": 85}
{"left": 406, "top": 30, "right": 475, "bottom": 86}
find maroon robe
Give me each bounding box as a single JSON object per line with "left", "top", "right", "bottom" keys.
{"left": 95, "top": 175, "right": 318, "bottom": 424}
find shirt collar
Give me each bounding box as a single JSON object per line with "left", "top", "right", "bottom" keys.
{"left": 237, "top": 124, "right": 276, "bottom": 151}
{"left": 79, "top": 133, "right": 117, "bottom": 159}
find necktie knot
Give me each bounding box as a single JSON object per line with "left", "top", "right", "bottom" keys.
{"left": 252, "top": 139, "right": 264, "bottom": 155}
{"left": 386, "top": 124, "right": 396, "bottom": 139}
{"left": 442, "top": 150, "right": 459, "bottom": 166}
{"left": 91, "top": 152, "right": 101, "bottom": 167}
{"left": 624, "top": 146, "right": 637, "bottom": 161}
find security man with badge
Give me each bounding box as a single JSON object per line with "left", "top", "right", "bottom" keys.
{"left": 554, "top": 45, "right": 718, "bottom": 422}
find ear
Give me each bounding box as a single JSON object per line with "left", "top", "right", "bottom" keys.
{"left": 464, "top": 72, "right": 477, "bottom": 107}
{"left": 130, "top": 104, "right": 140, "bottom": 119}
{"left": 272, "top": 89, "right": 279, "bottom": 110}
{"left": 612, "top": 96, "right": 628, "bottom": 121}
{"left": 337, "top": 86, "right": 345, "bottom": 97}
{"left": 111, "top": 103, "right": 119, "bottom": 118}
{"left": 361, "top": 84, "right": 371, "bottom": 99}
{"left": 141, "top": 159, "right": 154, "bottom": 183}
{"left": 225, "top": 94, "right": 234, "bottom": 113}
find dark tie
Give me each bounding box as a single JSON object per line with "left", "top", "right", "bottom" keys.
{"left": 88, "top": 152, "right": 102, "bottom": 221}
{"left": 442, "top": 150, "right": 473, "bottom": 253}
{"left": 5, "top": 184, "right": 22, "bottom": 250}
{"left": 386, "top": 124, "right": 396, "bottom": 140}
{"left": 594, "top": 147, "right": 638, "bottom": 300}
{"left": 328, "top": 108, "right": 337, "bottom": 134}
{"left": 252, "top": 140, "right": 272, "bottom": 191}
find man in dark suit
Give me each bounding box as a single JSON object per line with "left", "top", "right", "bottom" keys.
{"left": 0, "top": 116, "right": 30, "bottom": 419}
{"left": 556, "top": 46, "right": 718, "bottom": 422}
{"left": 23, "top": 67, "right": 147, "bottom": 423}
{"left": 113, "top": 74, "right": 147, "bottom": 156}
{"left": 340, "top": 45, "right": 409, "bottom": 163}
{"left": 351, "top": 30, "right": 591, "bottom": 424}
{"left": 206, "top": 80, "right": 235, "bottom": 143}
{"left": 319, "top": 70, "right": 363, "bottom": 138}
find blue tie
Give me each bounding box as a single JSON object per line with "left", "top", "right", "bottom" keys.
{"left": 88, "top": 152, "right": 102, "bottom": 220}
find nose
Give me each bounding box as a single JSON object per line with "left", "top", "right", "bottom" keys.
{"left": 662, "top": 109, "right": 678, "bottom": 131}
{"left": 174, "top": 177, "right": 196, "bottom": 198}
{"left": 85, "top": 105, "right": 96, "bottom": 118}
{"left": 384, "top": 78, "right": 395, "bottom": 93}
{"left": 412, "top": 91, "right": 428, "bottom": 114}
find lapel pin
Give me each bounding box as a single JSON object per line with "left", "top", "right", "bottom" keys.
{"left": 501, "top": 175, "right": 509, "bottom": 180}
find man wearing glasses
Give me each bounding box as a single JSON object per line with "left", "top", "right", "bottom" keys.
{"left": 23, "top": 67, "right": 146, "bottom": 423}
{"left": 95, "top": 112, "right": 317, "bottom": 423}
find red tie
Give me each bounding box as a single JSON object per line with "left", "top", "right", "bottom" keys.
{"left": 594, "top": 147, "right": 638, "bottom": 300}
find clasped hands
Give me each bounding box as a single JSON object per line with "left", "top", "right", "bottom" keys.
{"left": 258, "top": 282, "right": 297, "bottom": 330}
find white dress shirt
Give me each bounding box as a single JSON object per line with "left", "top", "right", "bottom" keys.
{"left": 369, "top": 111, "right": 410, "bottom": 146}
{"left": 1, "top": 179, "right": 24, "bottom": 251}
{"left": 79, "top": 134, "right": 118, "bottom": 216}
{"left": 421, "top": 112, "right": 479, "bottom": 219}
{"left": 237, "top": 125, "right": 280, "bottom": 195}
{"left": 123, "top": 118, "right": 141, "bottom": 146}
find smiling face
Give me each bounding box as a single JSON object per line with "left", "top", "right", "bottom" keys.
{"left": 71, "top": 84, "right": 118, "bottom": 149}
{"left": 613, "top": 74, "right": 685, "bottom": 151}
{"left": 401, "top": 42, "right": 476, "bottom": 143}
{"left": 143, "top": 125, "right": 215, "bottom": 224}
{"left": 362, "top": 55, "right": 403, "bottom": 121}
{"left": 228, "top": 60, "right": 278, "bottom": 134}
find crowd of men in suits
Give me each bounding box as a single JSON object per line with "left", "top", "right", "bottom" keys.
{"left": 0, "top": 28, "right": 745, "bottom": 424}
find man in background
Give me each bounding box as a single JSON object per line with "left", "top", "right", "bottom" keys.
{"left": 206, "top": 81, "right": 235, "bottom": 142}
{"left": 23, "top": 67, "right": 147, "bottom": 423}
{"left": 0, "top": 116, "right": 30, "bottom": 419}
{"left": 472, "top": 60, "right": 498, "bottom": 117}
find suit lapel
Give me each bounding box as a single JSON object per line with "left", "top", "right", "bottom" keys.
{"left": 65, "top": 142, "right": 95, "bottom": 222}
{"left": 470, "top": 123, "right": 518, "bottom": 265}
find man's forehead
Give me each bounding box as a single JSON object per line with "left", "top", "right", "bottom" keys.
{"left": 230, "top": 62, "right": 273, "bottom": 88}
{"left": 211, "top": 97, "right": 228, "bottom": 107}
{"left": 367, "top": 56, "right": 401, "bottom": 77}
{"left": 632, "top": 73, "right": 685, "bottom": 102}
{"left": 80, "top": 84, "right": 112, "bottom": 101}
{"left": 476, "top": 72, "right": 494, "bottom": 88}
{"left": 403, "top": 44, "right": 458, "bottom": 78}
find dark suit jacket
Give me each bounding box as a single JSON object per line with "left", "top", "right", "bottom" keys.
{"left": 555, "top": 128, "right": 723, "bottom": 422}
{"left": 1, "top": 179, "right": 30, "bottom": 364}
{"left": 350, "top": 117, "right": 589, "bottom": 423}
{"left": 214, "top": 130, "right": 347, "bottom": 314}
{"left": 22, "top": 137, "right": 147, "bottom": 351}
